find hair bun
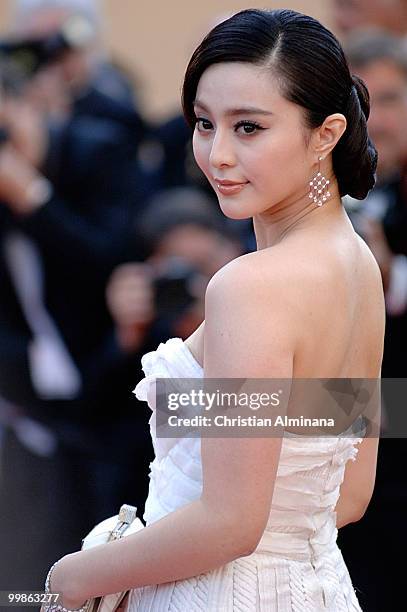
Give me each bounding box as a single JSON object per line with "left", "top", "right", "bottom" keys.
{"left": 351, "top": 75, "right": 370, "bottom": 121}
{"left": 333, "top": 74, "right": 378, "bottom": 199}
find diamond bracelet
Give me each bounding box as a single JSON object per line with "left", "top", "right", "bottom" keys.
{"left": 44, "top": 559, "right": 89, "bottom": 612}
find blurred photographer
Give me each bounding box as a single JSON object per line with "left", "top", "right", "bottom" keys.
{"left": 104, "top": 187, "right": 243, "bottom": 357}
{"left": 0, "top": 0, "right": 149, "bottom": 181}
{"left": 10, "top": 0, "right": 139, "bottom": 110}
{"left": 59, "top": 187, "right": 244, "bottom": 559}
{"left": 0, "top": 17, "right": 150, "bottom": 591}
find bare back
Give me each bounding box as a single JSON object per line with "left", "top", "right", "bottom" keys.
{"left": 185, "top": 219, "right": 384, "bottom": 522}
{"left": 186, "top": 222, "right": 385, "bottom": 380}
{"left": 285, "top": 228, "right": 385, "bottom": 379}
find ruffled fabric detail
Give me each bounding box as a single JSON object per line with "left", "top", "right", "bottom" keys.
{"left": 133, "top": 337, "right": 203, "bottom": 459}
{"left": 144, "top": 436, "right": 202, "bottom": 524}
{"left": 133, "top": 338, "right": 203, "bottom": 410}
{"left": 133, "top": 337, "right": 202, "bottom": 403}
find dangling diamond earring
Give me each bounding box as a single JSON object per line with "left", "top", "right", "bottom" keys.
{"left": 308, "top": 157, "right": 331, "bottom": 207}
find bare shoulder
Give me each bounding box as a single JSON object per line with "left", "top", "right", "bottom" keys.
{"left": 185, "top": 252, "right": 290, "bottom": 368}
{"left": 207, "top": 248, "right": 295, "bottom": 293}
{"left": 206, "top": 245, "right": 324, "bottom": 308}
{"left": 355, "top": 232, "right": 386, "bottom": 286}
{"left": 204, "top": 251, "right": 300, "bottom": 378}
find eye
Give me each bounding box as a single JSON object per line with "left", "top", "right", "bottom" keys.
{"left": 234, "top": 120, "right": 265, "bottom": 134}
{"left": 195, "top": 117, "right": 213, "bottom": 132}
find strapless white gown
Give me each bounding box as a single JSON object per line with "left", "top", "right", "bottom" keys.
{"left": 127, "top": 337, "right": 364, "bottom": 611}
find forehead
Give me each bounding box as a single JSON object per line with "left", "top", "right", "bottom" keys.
{"left": 195, "top": 62, "right": 284, "bottom": 111}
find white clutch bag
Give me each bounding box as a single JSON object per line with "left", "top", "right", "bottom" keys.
{"left": 81, "top": 504, "right": 144, "bottom": 612}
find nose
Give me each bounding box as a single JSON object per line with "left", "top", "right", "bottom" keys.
{"left": 209, "top": 129, "right": 236, "bottom": 169}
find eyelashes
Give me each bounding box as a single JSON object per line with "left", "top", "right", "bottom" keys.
{"left": 194, "top": 117, "right": 266, "bottom": 134}
{"left": 195, "top": 117, "right": 213, "bottom": 131}
{"left": 234, "top": 120, "right": 266, "bottom": 134}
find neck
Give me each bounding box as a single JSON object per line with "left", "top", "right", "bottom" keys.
{"left": 253, "top": 178, "right": 344, "bottom": 250}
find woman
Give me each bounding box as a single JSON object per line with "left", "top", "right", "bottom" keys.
{"left": 43, "top": 9, "right": 384, "bottom": 611}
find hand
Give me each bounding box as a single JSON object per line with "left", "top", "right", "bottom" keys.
{"left": 106, "top": 262, "right": 156, "bottom": 351}
{"left": 24, "top": 64, "right": 71, "bottom": 120}
{"left": 42, "top": 555, "right": 88, "bottom": 612}
{"left": 40, "top": 597, "right": 87, "bottom": 612}
{"left": 0, "top": 143, "right": 45, "bottom": 214}
{"left": 1, "top": 95, "right": 49, "bottom": 168}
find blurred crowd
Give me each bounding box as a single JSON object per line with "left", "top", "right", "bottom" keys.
{"left": 332, "top": 2, "right": 407, "bottom": 611}
{"left": 0, "top": 1, "right": 406, "bottom": 611}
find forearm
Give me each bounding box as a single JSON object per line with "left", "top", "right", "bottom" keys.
{"left": 59, "top": 499, "right": 249, "bottom": 603}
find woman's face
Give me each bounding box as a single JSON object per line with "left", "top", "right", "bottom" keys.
{"left": 192, "top": 62, "right": 315, "bottom": 220}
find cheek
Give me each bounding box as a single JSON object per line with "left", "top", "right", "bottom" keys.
{"left": 192, "top": 132, "right": 211, "bottom": 177}
{"left": 248, "top": 137, "right": 308, "bottom": 192}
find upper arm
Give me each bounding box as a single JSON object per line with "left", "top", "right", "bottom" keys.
{"left": 203, "top": 256, "right": 298, "bottom": 378}
{"left": 200, "top": 258, "right": 296, "bottom": 551}
{"left": 336, "top": 375, "right": 381, "bottom": 521}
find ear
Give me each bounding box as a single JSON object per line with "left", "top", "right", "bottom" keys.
{"left": 313, "top": 113, "right": 347, "bottom": 160}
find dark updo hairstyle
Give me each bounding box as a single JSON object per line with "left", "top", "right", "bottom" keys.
{"left": 182, "top": 9, "right": 377, "bottom": 200}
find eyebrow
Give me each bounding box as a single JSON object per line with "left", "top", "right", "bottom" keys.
{"left": 193, "top": 99, "right": 274, "bottom": 117}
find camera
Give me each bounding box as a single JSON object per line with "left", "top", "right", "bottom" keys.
{"left": 153, "top": 256, "right": 205, "bottom": 318}
{"left": 0, "top": 14, "right": 95, "bottom": 81}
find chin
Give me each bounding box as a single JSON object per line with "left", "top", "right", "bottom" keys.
{"left": 216, "top": 194, "right": 254, "bottom": 220}
{"left": 218, "top": 203, "right": 253, "bottom": 221}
